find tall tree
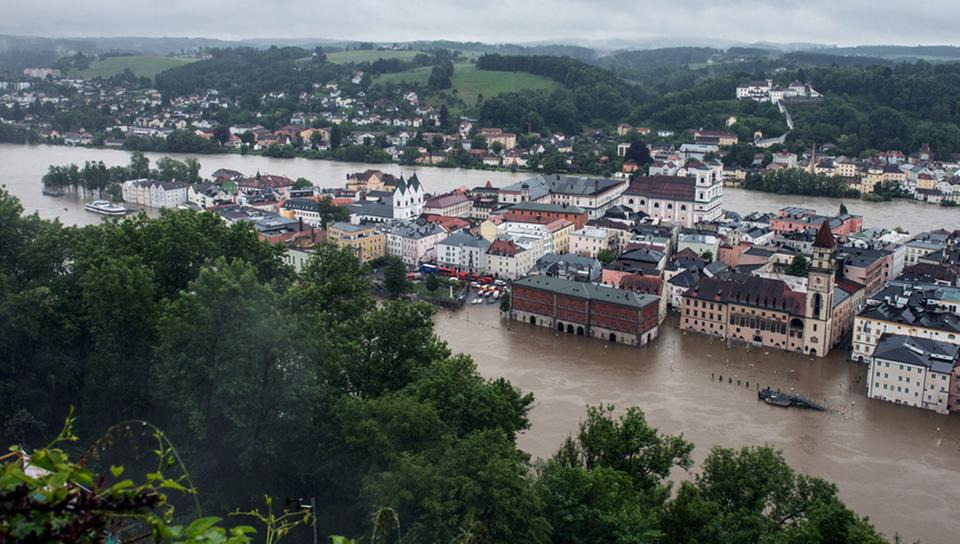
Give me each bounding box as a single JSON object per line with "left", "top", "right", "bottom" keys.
{"left": 383, "top": 256, "right": 409, "bottom": 298}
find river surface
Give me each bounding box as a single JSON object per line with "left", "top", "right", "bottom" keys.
{"left": 2, "top": 143, "right": 959, "bottom": 232}
{"left": 436, "top": 306, "right": 960, "bottom": 544}
{"left": 4, "top": 142, "right": 960, "bottom": 541}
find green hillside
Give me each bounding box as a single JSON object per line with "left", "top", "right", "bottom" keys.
{"left": 374, "top": 63, "right": 561, "bottom": 104}
{"left": 76, "top": 55, "right": 196, "bottom": 80}
{"left": 327, "top": 49, "right": 427, "bottom": 64}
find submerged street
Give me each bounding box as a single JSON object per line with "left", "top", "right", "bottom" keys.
{"left": 436, "top": 305, "right": 960, "bottom": 543}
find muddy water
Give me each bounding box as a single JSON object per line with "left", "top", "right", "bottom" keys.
{"left": 435, "top": 305, "right": 960, "bottom": 543}
{"left": 3, "top": 143, "right": 960, "bottom": 232}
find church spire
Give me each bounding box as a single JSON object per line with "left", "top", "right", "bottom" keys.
{"left": 813, "top": 220, "right": 837, "bottom": 249}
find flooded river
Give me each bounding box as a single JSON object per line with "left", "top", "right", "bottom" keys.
{"left": 2, "top": 143, "right": 959, "bottom": 232}
{"left": 436, "top": 306, "right": 960, "bottom": 543}
{"left": 3, "top": 142, "right": 960, "bottom": 541}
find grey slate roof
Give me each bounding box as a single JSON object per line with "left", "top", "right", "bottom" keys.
{"left": 440, "top": 232, "right": 490, "bottom": 249}
{"left": 859, "top": 301, "right": 960, "bottom": 333}
{"left": 513, "top": 275, "right": 658, "bottom": 310}
{"left": 873, "top": 333, "right": 959, "bottom": 373}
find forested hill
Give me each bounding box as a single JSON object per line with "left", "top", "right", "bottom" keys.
{"left": 474, "top": 53, "right": 644, "bottom": 133}
{"left": 155, "top": 46, "right": 348, "bottom": 97}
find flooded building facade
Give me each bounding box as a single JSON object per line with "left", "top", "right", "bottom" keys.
{"left": 510, "top": 275, "right": 660, "bottom": 346}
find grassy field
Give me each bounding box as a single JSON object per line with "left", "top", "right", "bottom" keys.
{"left": 327, "top": 49, "right": 428, "bottom": 64}
{"left": 75, "top": 55, "right": 196, "bottom": 80}
{"left": 374, "top": 63, "right": 560, "bottom": 104}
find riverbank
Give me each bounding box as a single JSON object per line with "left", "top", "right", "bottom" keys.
{"left": 435, "top": 305, "right": 960, "bottom": 544}
{"left": 3, "top": 143, "right": 958, "bottom": 233}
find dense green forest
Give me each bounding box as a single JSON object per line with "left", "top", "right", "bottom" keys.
{"left": 155, "top": 46, "right": 349, "bottom": 98}
{"left": 475, "top": 53, "right": 644, "bottom": 133}
{"left": 0, "top": 187, "right": 889, "bottom": 543}
{"left": 785, "top": 63, "right": 960, "bottom": 157}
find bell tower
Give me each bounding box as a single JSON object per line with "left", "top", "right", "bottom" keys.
{"left": 803, "top": 221, "right": 837, "bottom": 356}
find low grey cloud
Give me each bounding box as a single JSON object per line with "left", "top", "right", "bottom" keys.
{"left": 1, "top": 0, "right": 957, "bottom": 46}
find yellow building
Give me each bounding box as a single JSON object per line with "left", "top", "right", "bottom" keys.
{"left": 479, "top": 216, "right": 504, "bottom": 242}
{"left": 916, "top": 173, "right": 936, "bottom": 190}
{"left": 835, "top": 159, "right": 859, "bottom": 178}
{"left": 548, "top": 219, "right": 575, "bottom": 254}
{"left": 860, "top": 167, "right": 884, "bottom": 194}
{"left": 328, "top": 222, "right": 385, "bottom": 263}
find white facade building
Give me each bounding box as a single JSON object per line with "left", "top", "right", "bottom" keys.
{"left": 866, "top": 334, "right": 958, "bottom": 414}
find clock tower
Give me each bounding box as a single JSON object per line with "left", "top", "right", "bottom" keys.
{"left": 803, "top": 221, "right": 837, "bottom": 356}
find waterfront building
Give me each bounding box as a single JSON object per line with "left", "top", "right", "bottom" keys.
{"left": 679, "top": 222, "right": 843, "bottom": 357}
{"left": 851, "top": 299, "right": 960, "bottom": 362}
{"left": 121, "top": 179, "right": 189, "bottom": 209}
{"left": 498, "top": 174, "right": 627, "bottom": 219}
{"left": 423, "top": 192, "right": 473, "bottom": 217}
{"left": 866, "top": 334, "right": 959, "bottom": 414}
{"left": 770, "top": 207, "right": 863, "bottom": 238}
{"left": 327, "top": 222, "right": 385, "bottom": 264}
{"left": 510, "top": 275, "right": 660, "bottom": 346}
{"left": 620, "top": 161, "right": 724, "bottom": 227}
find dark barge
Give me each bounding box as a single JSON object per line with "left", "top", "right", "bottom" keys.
{"left": 758, "top": 387, "right": 828, "bottom": 411}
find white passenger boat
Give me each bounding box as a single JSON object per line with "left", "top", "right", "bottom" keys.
{"left": 84, "top": 200, "right": 128, "bottom": 216}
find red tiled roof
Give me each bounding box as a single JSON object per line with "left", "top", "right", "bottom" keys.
{"left": 488, "top": 239, "right": 520, "bottom": 256}
{"left": 624, "top": 175, "right": 696, "bottom": 201}
{"left": 621, "top": 274, "right": 663, "bottom": 295}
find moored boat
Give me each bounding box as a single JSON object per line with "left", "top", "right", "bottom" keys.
{"left": 42, "top": 188, "right": 65, "bottom": 197}
{"left": 84, "top": 200, "right": 128, "bottom": 216}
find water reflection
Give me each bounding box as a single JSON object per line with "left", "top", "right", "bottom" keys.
{"left": 437, "top": 305, "right": 960, "bottom": 543}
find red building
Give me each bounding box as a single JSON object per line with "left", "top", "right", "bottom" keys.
{"left": 770, "top": 207, "right": 862, "bottom": 238}
{"left": 510, "top": 275, "right": 659, "bottom": 346}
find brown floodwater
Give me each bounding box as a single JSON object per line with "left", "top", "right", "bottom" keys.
{"left": 435, "top": 305, "right": 960, "bottom": 544}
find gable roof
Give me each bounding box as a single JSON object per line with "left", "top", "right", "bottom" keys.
{"left": 513, "top": 275, "right": 658, "bottom": 310}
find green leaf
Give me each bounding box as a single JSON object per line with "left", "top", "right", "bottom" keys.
{"left": 110, "top": 465, "right": 124, "bottom": 478}
{"left": 185, "top": 516, "right": 222, "bottom": 535}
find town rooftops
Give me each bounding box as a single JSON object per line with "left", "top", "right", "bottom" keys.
{"left": 283, "top": 197, "right": 322, "bottom": 212}
{"left": 508, "top": 201, "right": 586, "bottom": 214}
{"left": 687, "top": 273, "right": 806, "bottom": 315}
{"left": 424, "top": 192, "right": 470, "bottom": 209}
{"left": 330, "top": 221, "right": 377, "bottom": 234}
{"left": 347, "top": 200, "right": 395, "bottom": 219}
{"left": 872, "top": 334, "right": 960, "bottom": 373}
{"left": 513, "top": 275, "right": 658, "bottom": 310}
{"left": 859, "top": 300, "right": 960, "bottom": 333}
{"left": 382, "top": 220, "right": 446, "bottom": 239}
{"left": 487, "top": 238, "right": 523, "bottom": 257}
{"left": 440, "top": 231, "right": 490, "bottom": 249}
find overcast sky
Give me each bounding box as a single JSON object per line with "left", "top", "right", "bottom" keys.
{"left": 2, "top": 0, "right": 957, "bottom": 47}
